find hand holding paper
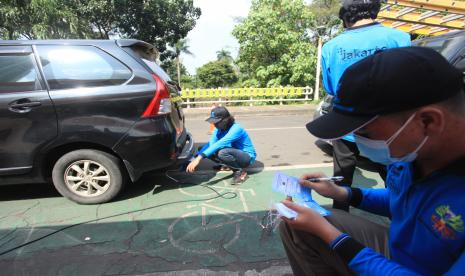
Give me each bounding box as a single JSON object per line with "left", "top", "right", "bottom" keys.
{"left": 272, "top": 172, "right": 331, "bottom": 216}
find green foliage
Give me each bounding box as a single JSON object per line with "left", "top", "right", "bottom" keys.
{"left": 233, "top": 0, "right": 317, "bottom": 87}
{"left": 180, "top": 75, "right": 197, "bottom": 89}
{"left": 216, "top": 48, "right": 233, "bottom": 62}
{"left": 169, "top": 38, "right": 193, "bottom": 87}
{"left": 161, "top": 58, "right": 188, "bottom": 82}
{"left": 0, "top": 0, "right": 93, "bottom": 39}
{"left": 0, "top": 0, "right": 201, "bottom": 62}
{"left": 173, "top": 38, "right": 193, "bottom": 57}
{"left": 116, "top": 1, "right": 200, "bottom": 58}
{"left": 67, "top": 0, "right": 120, "bottom": 39}
{"left": 308, "top": 0, "right": 343, "bottom": 41}
{"left": 197, "top": 60, "right": 238, "bottom": 88}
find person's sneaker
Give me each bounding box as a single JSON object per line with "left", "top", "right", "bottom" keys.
{"left": 213, "top": 165, "right": 231, "bottom": 171}
{"left": 232, "top": 170, "right": 248, "bottom": 184}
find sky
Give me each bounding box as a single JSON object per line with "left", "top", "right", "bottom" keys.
{"left": 181, "top": 0, "right": 251, "bottom": 75}
{"left": 182, "top": 0, "right": 313, "bottom": 75}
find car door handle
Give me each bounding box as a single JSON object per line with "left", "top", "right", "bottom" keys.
{"left": 8, "top": 100, "right": 42, "bottom": 113}
{"left": 9, "top": 101, "right": 42, "bottom": 108}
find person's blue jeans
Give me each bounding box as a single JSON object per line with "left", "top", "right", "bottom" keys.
{"left": 212, "top": 148, "right": 252, "bottom": 171}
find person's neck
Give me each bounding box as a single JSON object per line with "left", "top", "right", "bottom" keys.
{"left": 349, "top": 19, "right": 376, "bottom": 28}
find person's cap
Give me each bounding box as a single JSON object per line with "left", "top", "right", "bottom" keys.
{"left": 307, "top": 46, "right": 463, "bottom": 140}
{"left": 206, "top": 106, "right": 230, "bottom": 123}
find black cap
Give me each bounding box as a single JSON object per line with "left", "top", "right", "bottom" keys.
{"left": 206, "top": 106, "right": 230, "bottom": 124}
{"left": 307, "top": 47, "right": 463, "bottom": 140}
{"left": 342, "top": 0, "right": 377, "bottom": 9}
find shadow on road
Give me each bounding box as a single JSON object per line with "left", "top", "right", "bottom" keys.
{"left": 0, "top": 160, "right": 265, "bottom": 203}
{"left": 0, "top": 182, "right": 61, "bottom": 201}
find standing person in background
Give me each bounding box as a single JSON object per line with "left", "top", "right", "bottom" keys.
{"left": 186, "top": 106, "right": 256, "bottom": 184}
{"left": 320, "top": 0, "right": 411, "bottom": 211}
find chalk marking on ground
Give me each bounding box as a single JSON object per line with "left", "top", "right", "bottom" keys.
{"left": 214, "top": 163, "right": 334, "bottom": 174}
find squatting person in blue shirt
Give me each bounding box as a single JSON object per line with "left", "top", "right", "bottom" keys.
{"left": 186, "top": 106, "right": 256, "bottom": 184}
{"left": 321, "top": 0, "right": 410, "bottom": 211}
{"left": 279, "top": 47, "right": 465, "bottom": 275}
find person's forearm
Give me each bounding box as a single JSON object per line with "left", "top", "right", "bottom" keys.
{"left": 319, "top": 224, "right": 343, "bottom": 244}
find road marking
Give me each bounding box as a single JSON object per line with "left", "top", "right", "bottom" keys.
{"left": 168, "top": 207, "right": 242, "bottom": 254}
{"left": 261, "top": 163, "right": 333, "bottom": 171}
{"left": 239, "top": 191, "right": 249, "bottom": 212}
{"left": 245, "top": 126, "right": 305, "bottom": 131}
{"left": 213, "top": 163, "right": 333, "bottom": 174}
{"left": 201, "top": 206, "right": 206, "bottom": 227}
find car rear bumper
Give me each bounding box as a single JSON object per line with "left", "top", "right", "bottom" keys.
{"left": 177, "top": 132, "right": 195, "bottom": 161}
{"left": 113, "top": 116, "right": 194, "bottom": 182}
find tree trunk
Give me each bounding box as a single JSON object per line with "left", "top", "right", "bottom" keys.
{"left": 8, "top": 28, "right": 14, "bottom": 40}
{"left": 176, "top": 56, "right": 182, "bottom": 88}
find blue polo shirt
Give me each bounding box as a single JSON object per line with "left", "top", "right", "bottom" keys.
{"left": 321, "top": 23, "right": 411, "bottom": 141}
{"left": 333, "top": 158, "right": 465, "bottom": 275}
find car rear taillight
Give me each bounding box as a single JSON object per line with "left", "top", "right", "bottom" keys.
{"left": 141, "top": 74, "right": 172, "bottom": 118}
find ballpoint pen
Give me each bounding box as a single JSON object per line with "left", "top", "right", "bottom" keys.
{"left": 307, "top": 176, "right": 344, "bottom": 182}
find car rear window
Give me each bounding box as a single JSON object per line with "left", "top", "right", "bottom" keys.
{"left": 141, "top": 58, "right": 172, "bottom": 82}
{"left": 125, "top": 44, "right": 172, "bottom": 82}
{"left": 37, "top": 45, "right": 132, "bottom": 90}
{"left": 0, "top": 51, "right": 42, "bottom": 93}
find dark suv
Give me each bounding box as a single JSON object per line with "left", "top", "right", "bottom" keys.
{"left": 0, "top": 39, "right": 194, "bottom": 204}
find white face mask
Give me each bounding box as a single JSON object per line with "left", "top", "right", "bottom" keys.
{"left": 354, "top": 113, "right": 429, "bottom": 166}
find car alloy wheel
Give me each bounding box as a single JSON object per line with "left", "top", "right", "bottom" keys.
{"left": 64, "top": 160, "right": 111, "bottom": 198}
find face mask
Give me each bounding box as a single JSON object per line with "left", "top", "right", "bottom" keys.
{"left": 354, "top": 113, "right": 429, "bottom": 166}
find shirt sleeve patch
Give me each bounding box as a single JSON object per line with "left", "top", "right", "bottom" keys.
{"left": 431, "top": 205, "right": 464, "bottom": 240}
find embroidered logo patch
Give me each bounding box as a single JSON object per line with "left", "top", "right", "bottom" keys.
{"left": 431, "top": 205, "right": 464, "bottom": 239}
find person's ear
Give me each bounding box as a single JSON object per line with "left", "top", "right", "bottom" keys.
{"left": 417, "top": 107, "right": 446, "bottom": 136}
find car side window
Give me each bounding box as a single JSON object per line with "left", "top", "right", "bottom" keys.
{"left": 0, "top": 52, "right": 41, "bottom": 93}
{"left": 37, "top": 45, "right": 132, "bottom": 90}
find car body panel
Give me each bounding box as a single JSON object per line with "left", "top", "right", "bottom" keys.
{"left": 0, "top": 45, "right": 58, "bottom": 176}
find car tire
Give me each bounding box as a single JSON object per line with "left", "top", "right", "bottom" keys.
{"left": 52, "top": 149, "right": 125, "bottom": 204}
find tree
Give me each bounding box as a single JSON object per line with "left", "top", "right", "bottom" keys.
{"left": 308, "top": 0, "right": 342, "bottom": 41}
{"left": 197, "top": 60, "right": 238, "bottom": 88}
{"left": 216, "top": 48, "right": 233, "bottom": 62}
{"left": 67, "top": 0, "right": 120, "bottom": 39}
{"left": 172, "top": 39, "right": 193, "bottom": 87}
{"left": 232, "top": 0, "right": 317, "bottom": 87}
{"left": 115, "top": 0, "right": 201, "bottom": 60}
{"left": 0, "top": 0, "right": 201, "bottom": 63}
{"left": 0, "top": 0, "right": 92, "bottom": 39}
{"left": 161, "top": 58, "right": 189, "bottom": 84}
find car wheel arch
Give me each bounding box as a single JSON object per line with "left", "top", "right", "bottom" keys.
{"left": 41, "top": 142, "right": 129, "bottom": 180}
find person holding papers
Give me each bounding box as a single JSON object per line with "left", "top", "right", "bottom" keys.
{"left": 279, "top": 47, "right": 465, "bottom": 275}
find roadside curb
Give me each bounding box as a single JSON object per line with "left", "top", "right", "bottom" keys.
{"left": 184, "top": 104, "right": 317, "bottom": 119}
